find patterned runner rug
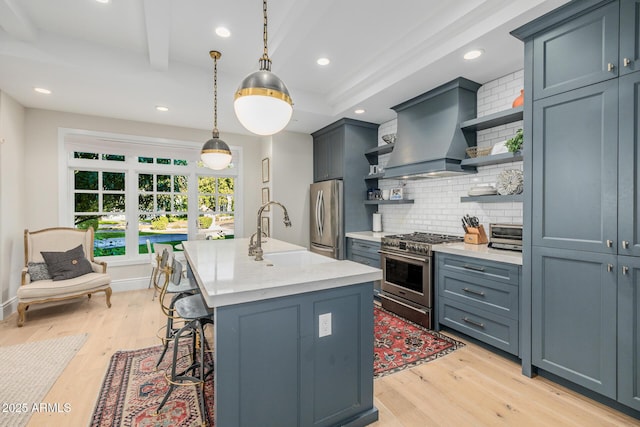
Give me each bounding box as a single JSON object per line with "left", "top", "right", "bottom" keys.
{"left": 91, "top": 307, "right": 464, "bottom": 426}
{"left": 374, "top": 306, "right": 465, "bottom": 378}
{"left": 90, "top": 344, "right": 214, "bottom": 427}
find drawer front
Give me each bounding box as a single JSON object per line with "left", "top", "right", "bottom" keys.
{"left": 437, "top": 253, "right": 520, "bottom": 285}
{"left": 439, "top": 299, "right": 518, "bottom": 355}
{"left": 349, "top": 239, "right": 381, "bottom": 256}
{"left": 350, "top": 253, "right": 380, "bottom": 269}
{"left": 439, "top": 271, "right": 518, "bottom": 320}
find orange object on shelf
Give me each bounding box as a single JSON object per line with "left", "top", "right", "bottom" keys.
{"left": 512, "top": 89, "right": 524, "bottom": 108}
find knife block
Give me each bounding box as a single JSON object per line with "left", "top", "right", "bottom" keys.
{"left": 464, "top": 225, "right": 488, "bottom": 245}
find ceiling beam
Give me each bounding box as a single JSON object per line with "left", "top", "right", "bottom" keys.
{"left": 143, "top": 0, "right": 170, "bottom": 71}
{"left": 0, "top": 0, "right": 37, "bottom": 42}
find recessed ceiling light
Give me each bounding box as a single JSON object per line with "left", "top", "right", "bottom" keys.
{"left": 463, "top": 49, "right": 484, "bottom": 60}
{"left": 215, "top": 27, "right": 231, "bottom": 38}
{"left": 354, "top": 108, "right": 365, "bottom": 114}
{"left": 316, "top": 57, "right": 330, "bottom": 66}
{"left": 95, "top": 0, "right": 110, "bottom": 3}
{"left": 155, "top": 105, "right": 169, "bottom": 112}
{"left": 34, "top": 87, "right": 51, "bottom": 95}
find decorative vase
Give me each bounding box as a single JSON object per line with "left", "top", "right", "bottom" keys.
{"left": 512, "top": 89, "right": 524, "bottom": 108}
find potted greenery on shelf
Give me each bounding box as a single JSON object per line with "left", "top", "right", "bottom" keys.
{"left": 506, "top": 128, "right": 523, "bottom": 152}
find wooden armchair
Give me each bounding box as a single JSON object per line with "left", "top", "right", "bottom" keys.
{"left": 17, "top": 227, "right": 112, "bottom": 326}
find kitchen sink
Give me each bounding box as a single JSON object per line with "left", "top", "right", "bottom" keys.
{"left": 263, "top": 250, "right": 336, "bottom": 267}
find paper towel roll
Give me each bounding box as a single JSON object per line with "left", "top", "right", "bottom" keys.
{"left": 373, "top": 213, "right": 382, "bottom": 232}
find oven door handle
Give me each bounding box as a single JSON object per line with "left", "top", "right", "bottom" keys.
{"left": 379, "top": 250, "right": 429, "bottom": 263}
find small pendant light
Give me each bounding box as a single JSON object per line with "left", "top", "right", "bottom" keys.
{"left": 201, "top": 50, "right": 232, "bottom": 170}
{"left": 234, "top": 0, "right": 293, "bottom": 136}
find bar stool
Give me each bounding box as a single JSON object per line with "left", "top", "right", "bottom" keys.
{"left": 156, "top": 260, "right": 213, "bottom": 421}
{"left": 154, "top": 256, "right": 200, "bottom": 367}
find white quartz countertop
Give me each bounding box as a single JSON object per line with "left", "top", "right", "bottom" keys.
{"left": 345, "top": 231, "right": 395, "bottom": 243}
{"left": 432, "top": 242, "right": 522, "bottom": 265}
{"left": 182, "top": 238, "right": 382, "bottom": 308}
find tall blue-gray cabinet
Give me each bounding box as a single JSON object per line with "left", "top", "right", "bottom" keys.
{"left": 618, "top": 255, "right": 640, "bottom": 410}
{"left": 312, "top": 119, "right": 379, "bottom": 251}
{"left": 513, "top": 0, "right": 640, "bottom": 413}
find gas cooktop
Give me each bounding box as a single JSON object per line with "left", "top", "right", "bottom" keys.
{"left": 381, "top": 232, "right": 463, "bottom": 256}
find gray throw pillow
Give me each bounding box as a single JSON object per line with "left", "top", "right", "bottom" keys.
{"left": 41, "top": 244, "right": 93, "bottom": 281}
{"left": 27, "top": 262, "right": 52, "bottom": 281}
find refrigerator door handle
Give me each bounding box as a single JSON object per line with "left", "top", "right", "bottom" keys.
{"left": 319, "top": 190, "right": 325, "bottom": 236}
{"left": 315, "top": 190, "right": 321, "bottom": 236}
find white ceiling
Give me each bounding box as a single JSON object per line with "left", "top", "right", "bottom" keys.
{"left": 0, "top": 0, "right": 570, "bottom": 136}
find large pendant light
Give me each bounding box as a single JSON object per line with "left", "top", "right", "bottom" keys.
{"left": 234, "top": 0, "right": 293, "bottom": 136}
{"left": 201, "top": 50, "right": 232, "bottom": 170}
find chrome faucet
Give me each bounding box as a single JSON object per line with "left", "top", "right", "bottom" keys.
{"left": 248, "top": 231, "right": 268, "bottom": 255}
{"left": 251, "top": 201, "right": 292, "bottom": 261}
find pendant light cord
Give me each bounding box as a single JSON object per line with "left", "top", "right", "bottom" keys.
{"left": 259, "top": 0, "right": 272, "bottom": 71}
{"left": 212, "top": 53, "right": 219, "bottom": 137}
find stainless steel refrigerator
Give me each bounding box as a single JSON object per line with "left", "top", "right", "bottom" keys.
{"left": 310, "top": 179, "right": 343, "bottom": 259}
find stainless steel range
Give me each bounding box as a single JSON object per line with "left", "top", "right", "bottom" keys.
{"left": 379, "top": 232, "right": 463, "bottom": 328}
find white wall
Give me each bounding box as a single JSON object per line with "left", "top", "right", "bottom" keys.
{"left": 270, "top": 132, "right": 313, "bottom": 247}
{"left": 378, "top": 70, "right": 524, "bottom": 235}
{"left": 0, "top": 91, "right": 26, "bottom": 319}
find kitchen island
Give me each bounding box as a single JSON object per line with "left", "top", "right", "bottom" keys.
{"left": 182, "top": 238, "right": 382, "bottom": 427}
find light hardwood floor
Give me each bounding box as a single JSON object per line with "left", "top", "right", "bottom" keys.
{"left": 1, "top": 289, "right": 638, "bottom": 427}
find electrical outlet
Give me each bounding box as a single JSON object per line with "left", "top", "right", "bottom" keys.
{"left": 319, "top": 313, "right": 331, "bottom": 337}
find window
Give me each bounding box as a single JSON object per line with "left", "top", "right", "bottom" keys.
{"left": 138, "top": 172, "right": 190, "bottom": 255}
{"left": 73, "top": 169, "right": 126, "bottom": 256}
{"left": 62, "top": 129, "right": 242, "bottom": 264}
{"left": 197, "top": 177, "right": 235, "bottom": 240}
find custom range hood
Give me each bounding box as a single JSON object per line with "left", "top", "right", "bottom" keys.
{"left": 384, "top": 77, "right": 481, "bottom": 179}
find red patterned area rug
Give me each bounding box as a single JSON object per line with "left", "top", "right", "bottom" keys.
{"left": 374, "top": 306, "right": 465, "bottom": 378}
{"left": 90, "top": 344, "right": 214, "bottom": 427}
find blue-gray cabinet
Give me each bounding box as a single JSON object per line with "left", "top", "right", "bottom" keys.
{"left": 313, "top": 126, "right": 343, "bottom": 182}
{"left": 532, "top": 1, "right": 619, "bottom": 100}
{"left": 513, "top": 0, "right": 640, "bottom": 413}
{"left": 215, "top": 282, "right": 378, "bottom": 426}
{"left": 346, "top": 238, "right": 382, "bottom": 295}
{"left": 312, "top": 119, "right": 377, "bottom": 184}
{"left": 618, "top": 255, "right": 640, "bottom": 411}
{"left": 620, "top": 0, "right": 640, "bottom": 76}
{"left": 531, "top": 79, "right": 618, "bottom": 253}
{"left": 531, "top": 0, "right": 640, "bottom": 100}
{"left": 618, "top": 71, "right": 640, "bottom": 257}
{"left": 532, "top": 247, "right": 618, "bottom": 398}
{"left": 435, "top": 253, "right": 521, "bottom": 356}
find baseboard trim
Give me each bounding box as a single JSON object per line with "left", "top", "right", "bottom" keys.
{"left": 110, "top": 277, "right": 152, "bottom": 293}
{"left": 1, "top": 296, "right": 18, "bottom": 321}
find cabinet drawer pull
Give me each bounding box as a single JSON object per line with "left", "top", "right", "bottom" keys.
{"left": 624, "top": 57, "right": 632, "bottom": 67}
{"left": 463, "top": 317, "right": 485, "bottom": 328}
{"left": 462, "top": 264, "right": 485, "bottom": 272}
{"left": 623, "top": 266, "right": 629, "bottom": 275}
{"left": 608, "top": 62, "right": 616, "bottom": 72}
{"left": 606, "top": 239, "right": 613, "bottom": 248}
{"left": 622, "top": 240, "right": 630, "bottom": 249}
{"left": 462, "top": 287, "right": 485, "bottom": 297}
{"left": 607, "top": 263, "right": 613, "bottom": 272}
